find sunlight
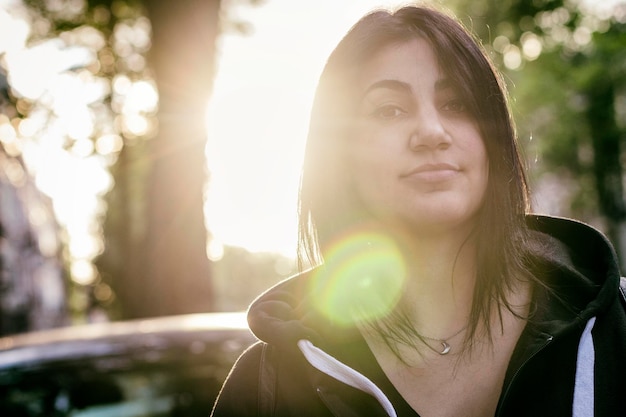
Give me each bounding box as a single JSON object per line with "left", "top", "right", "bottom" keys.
{"left": 205, "top": 0, "right": 405, "bottom": 258}
{"left": 0, "top": 6, "right": 28, "bottom": 55}
{"left": 205, "top": 83, "right": 310, "bottom": 257}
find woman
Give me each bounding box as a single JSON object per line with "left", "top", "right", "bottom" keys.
{"left": 212, "top": 5, "right": 626, "bottom": 417}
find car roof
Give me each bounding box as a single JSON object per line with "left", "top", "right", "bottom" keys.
{"left": 0, "top": 312, "right": 254, "bottom": 370}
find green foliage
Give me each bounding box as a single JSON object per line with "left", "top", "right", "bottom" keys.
{"left": 23, "top": 0, "right": 144, "bottom": 33}
{"left": 449, "top": 0, "right": 626, "bottom": 262}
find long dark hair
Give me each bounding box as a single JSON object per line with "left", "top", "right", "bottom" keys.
{"left": 298, "top": 5, "right": 532, "bottom": 349}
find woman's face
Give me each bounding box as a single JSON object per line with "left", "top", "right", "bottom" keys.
{"left": 347, "top": 38, "right": 489, "bottom": 236}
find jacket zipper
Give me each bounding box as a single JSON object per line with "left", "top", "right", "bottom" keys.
{"left": 495, "top": 334, "right": 554, "bottom": 417}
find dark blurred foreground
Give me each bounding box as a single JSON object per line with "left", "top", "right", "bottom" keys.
{"left": 0, "top": 312, "right": 255, "bottom": 417}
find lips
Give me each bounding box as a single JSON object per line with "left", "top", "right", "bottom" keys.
{"left": 401, "top": 163, "right": 460, "bottom": 182}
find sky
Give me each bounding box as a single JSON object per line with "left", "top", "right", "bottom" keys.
{"left": 205, "top": 0, "right": 407, "bottom": 258}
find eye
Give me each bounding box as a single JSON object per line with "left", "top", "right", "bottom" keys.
{"left": 441, "top": 98, "right": 467, "bottom": 113}
{"left": 371, "top": 104, "right": 406, "bottom": 119}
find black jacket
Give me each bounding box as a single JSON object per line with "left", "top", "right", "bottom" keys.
{"left": 212, "top": 215, "right": 626, "bottom": 416}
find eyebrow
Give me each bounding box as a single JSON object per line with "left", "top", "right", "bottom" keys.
{"left": 361, "top": 77, "right": 454, "bottom": 99}
{"left": 362, "top": 80, "right": 411, "bottom": 99}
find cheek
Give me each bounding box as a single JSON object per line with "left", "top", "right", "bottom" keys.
{"left": 345, "top": 151, "right": 391, "bottom": 208}
{"left": 460, "top": 130, "right": 489, "bottom": 196}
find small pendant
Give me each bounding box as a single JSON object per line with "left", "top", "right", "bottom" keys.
{"left": 439, "top": 341, "right": 451, "bottom": 355}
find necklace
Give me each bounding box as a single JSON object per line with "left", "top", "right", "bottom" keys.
{"left": 417, "top": 325, "right": 468, "bottom": 355}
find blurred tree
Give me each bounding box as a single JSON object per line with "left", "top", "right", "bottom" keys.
{"left": 0, "top": 0, "right": 134, "bottom": 325}
{"left": 104, "top": 0, "right": 268, "bottom": 318}
{"left": 101, "top": 0, "right": 265, "bottom": 318}
{"left": 211, "top": 245, "right": 296, "bottom": 311}
{"left": 1, "top": 62, "right": 66, "bottom": 335}
{"left": 1, "top": 0, "right": 267, "bottom": 322}
{"left": 99, "top": 0, "right": 221, "bottom": 319}
{"left": 449, "top": 0, "right": 626, "bottom": 265}
{"left": 0, "top": 146, "right": 67, "bottom": 335}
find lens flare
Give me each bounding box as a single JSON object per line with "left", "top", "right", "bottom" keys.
{"left": 309, "top": 230, "right": 406, "bottom": 326}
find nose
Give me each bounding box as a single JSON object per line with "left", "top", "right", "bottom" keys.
{"left": 408, "top": 111, "right": 451, "bottom": 151}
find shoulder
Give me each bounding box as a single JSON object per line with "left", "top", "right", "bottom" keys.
{"left": 525, "top": 214, "right": 621, "bottom": 289}
{"left": 613, "top": 276, "right": 626, "bottom": 317}
{"left": 246, "top": 266, "right": 331, "bottom": 346}
{"left": 211, "top": 341, "right": 266, "bottom": 416}
{"left": 212, "top": 340, "right": 316, "bottom": 417}
{"left": 525, "top": 214, "right": 615, "bottom": 253}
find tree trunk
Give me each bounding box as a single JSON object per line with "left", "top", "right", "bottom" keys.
{"left": 586, "top": 76, "right": 626, "bottom": 268}
{"left": 123, "top": 0, "right": 221, "bottom": 317}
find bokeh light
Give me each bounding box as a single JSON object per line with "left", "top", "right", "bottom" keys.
{"left": 0, "top": 1, "right": 154, "bottom": 291}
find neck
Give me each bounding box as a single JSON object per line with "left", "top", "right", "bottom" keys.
{"left": 391, "top": 225, "right": 479, "bottom": 339}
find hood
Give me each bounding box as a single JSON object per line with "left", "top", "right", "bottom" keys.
{"left": 525, "top": 215, "right": 621, "bottom": 331}
{"left": 246, "top": 269, "right": 337, "bottom": 348}
{"left": 247, "top": 214, "right": 622, "bottom": 348}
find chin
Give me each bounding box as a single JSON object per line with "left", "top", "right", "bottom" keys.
{"left": 401, "top": 209, "right": 480, "bottom": 235}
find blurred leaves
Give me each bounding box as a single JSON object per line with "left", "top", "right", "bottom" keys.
{"left": 0, "top": 0, "right": 153, "bottom": 322}
{"left": 450, "top": 0, "right": 626, "bottom": 263}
